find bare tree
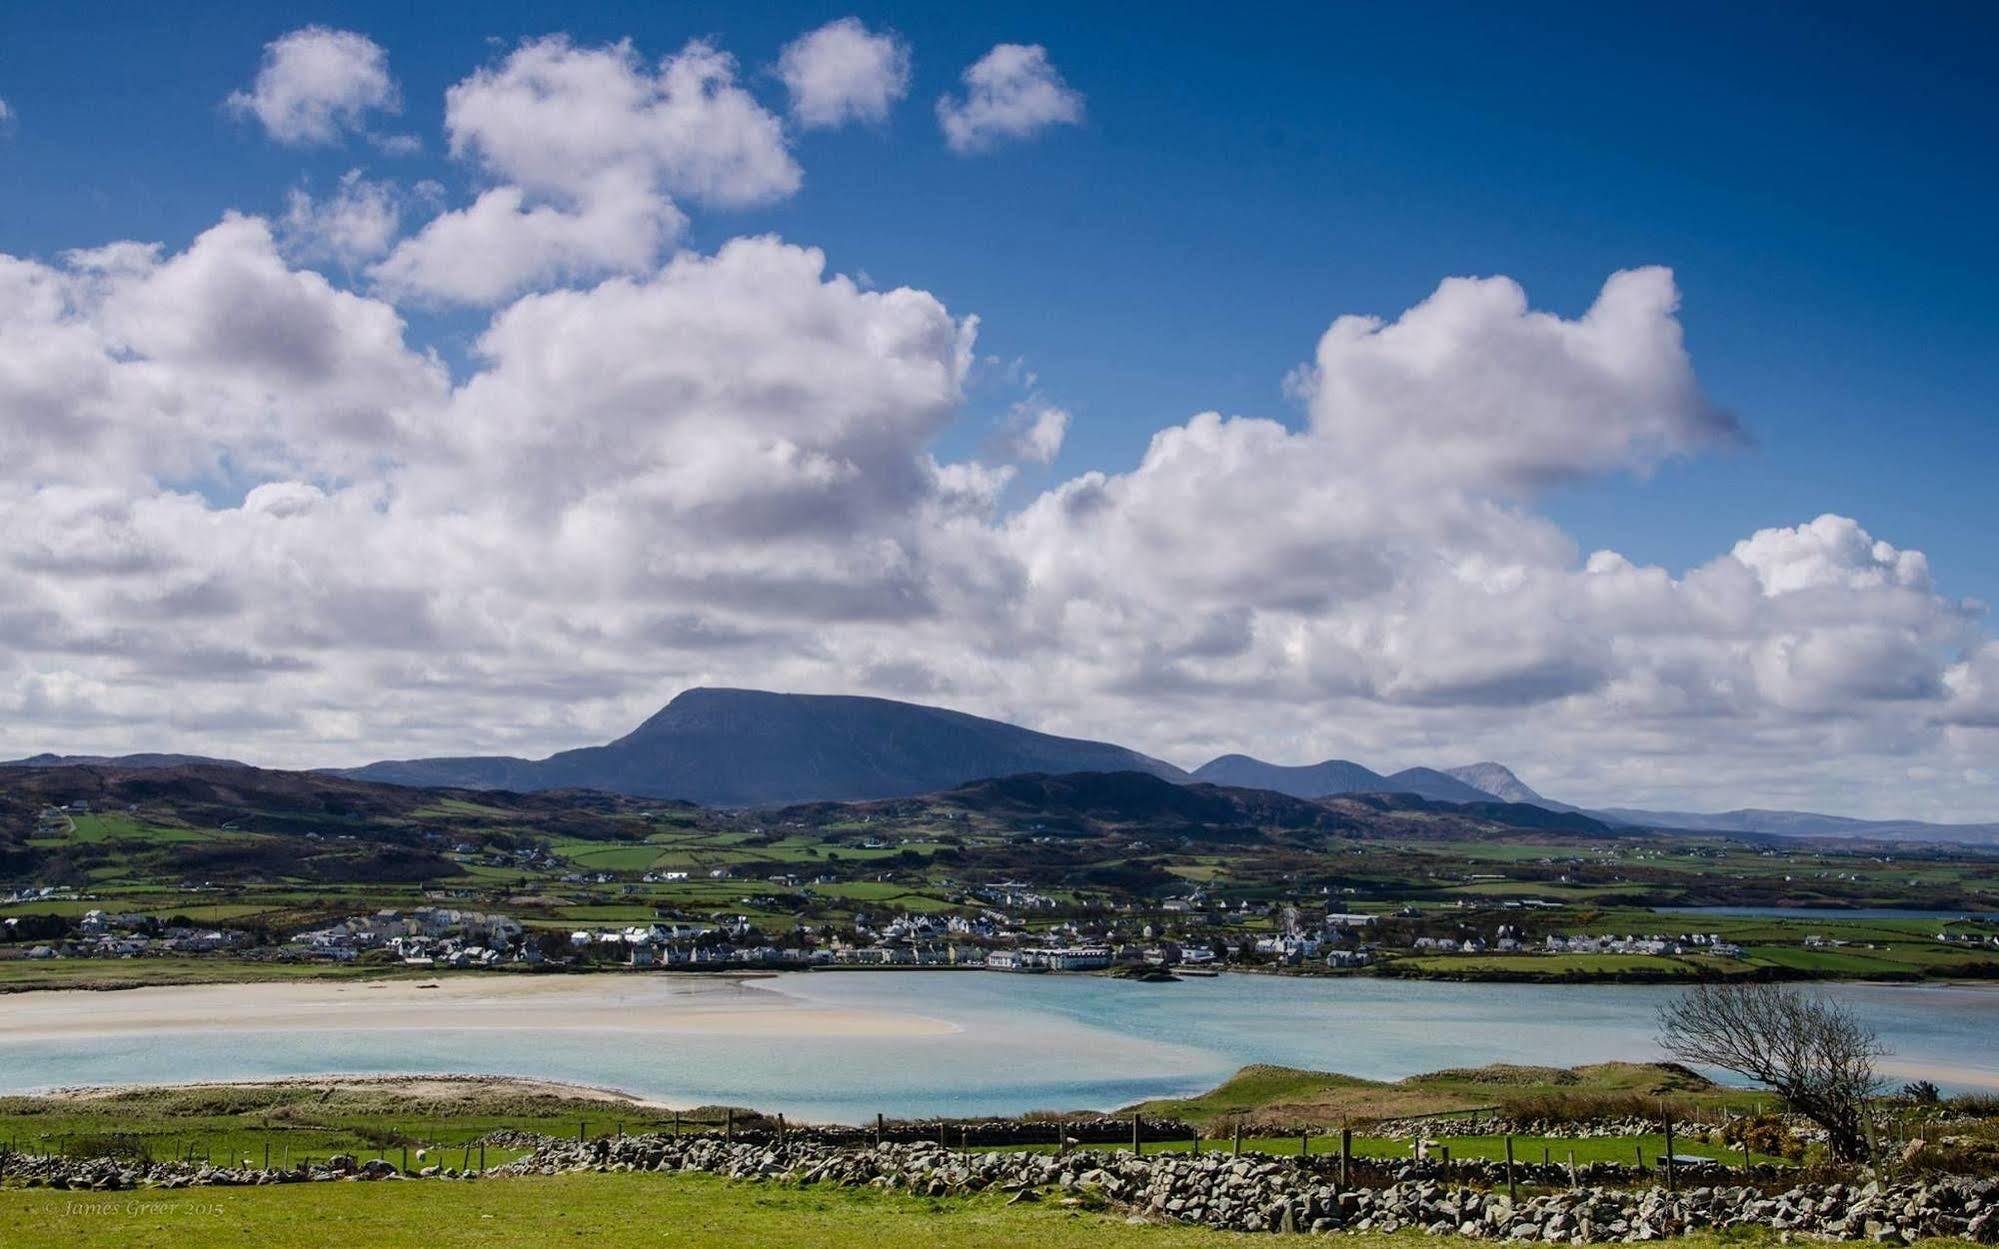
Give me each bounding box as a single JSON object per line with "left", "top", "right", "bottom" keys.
{"left": 1656, "top": 983, "right": 1883, "bottom": 1162}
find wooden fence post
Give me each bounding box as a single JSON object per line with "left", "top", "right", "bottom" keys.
{"left": 1131, "top": 1114, "right": 1142, "bottom": 1156}
{"left": 1664, "top": 1115, "right": 1677, "bottom": 1194}
{"left": 875, "top": 1113, "right": 884, "bottom": 1147}
{"left": 1567, "top": 1149, "right": 1578, "bottom": 1189}
{"left": 1505, "top": 1136, "right": 1517, "bottom": 1203}
{"left": 1300, "top": 1130, "right": 1310, "bottom": 1158}
{"left": 1233, "top": 1122, "right": 1243, "bottom": 1157}
{"left": 1340, "top": 1128, "right": 1351, "bottom": 1186}
{"left": 724, "top": 1109, "right": 734, "bottom": 1143}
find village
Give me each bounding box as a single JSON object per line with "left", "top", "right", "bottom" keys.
{"left": 12, "top": 884, "right": 1989, "bottom": 979}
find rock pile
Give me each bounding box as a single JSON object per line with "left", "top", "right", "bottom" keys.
{"left": 1372, "top": 1115, "right": 1730, "bottom": 1141}
{"left": 497, "top": 1134, "right": 1999, "bottom": 1242}
{"left": 0, "top": 1150, "right": 450, "bottom": 1190}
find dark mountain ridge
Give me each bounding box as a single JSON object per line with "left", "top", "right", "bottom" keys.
{"left": 340, "top": 687, "right": 1187, "bottom": 807}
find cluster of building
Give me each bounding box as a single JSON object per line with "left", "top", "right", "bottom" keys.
{"left": 1542, "top": 932, "right": 1746, "bottom": 958}
{"left": 291, "top": 907, "right": 528, "bottom": 966}
{"left": 985, "top": 945, "right": 1113, "bottom": 971}
{"left": 9, "top": 909, "right": 250, "bottom": 961}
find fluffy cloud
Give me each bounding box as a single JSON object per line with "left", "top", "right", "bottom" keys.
{"left": 0, "top": 214, "right": 444, "bottom": 486}
{"left": 1296, "top": 267, "right": 1740, "bottom": 491}
{"left": 374, "top": 36, "right": 797, "bottom": 305}
{"left": 280, "top": 171, "right": 402, "bottom": 266}
{"left": 937, "top": 44, "right": 1083, "bottom": 152}
{"left": 996, "top": 403, "right": 1070, "bottom": 464}
{"left": 1943, "top": 643, "right": 1999, "bottom": 728}
{"left": 442, "top": 36, "right": 796, "bottom": 206}
{"left": 0, "top": 163, "right": 1992, "bottom": 815}
{"left": 1732, "top": 514, "right": 1932, "bottom": 596}
{"left": 227, "top": 27, "right": 398, "bottom": 146}
{"left": 426, "top": 235, "right": 974, "bottom": 544}
{"left": 779, "top": 18, "right": 911, "bottom": 129}
{"left": 371, "top": 169, "right": 685, "bottom": 306}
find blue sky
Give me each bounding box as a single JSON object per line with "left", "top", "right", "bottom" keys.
{"left": 2, "top": 3, "right": 1996, "bottom": 816}
{"left": 5, "top": 1, "right": 1995, "bottom": 597}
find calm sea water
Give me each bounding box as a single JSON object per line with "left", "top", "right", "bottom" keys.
{"left": 4, "top": 973, "right": 1994, "bottom": 1121}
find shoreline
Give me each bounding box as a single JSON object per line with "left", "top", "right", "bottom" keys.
{"left": 0, "top": 971, "right": 964, "bottom": 1045}
{"left": 24, "top": 1071, "right": 678, "bottom": 1108}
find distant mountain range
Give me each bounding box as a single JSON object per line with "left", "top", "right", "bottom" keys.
{"left": 1191, "top": 755, "right": 1539, "bottom": 806}
{"left": 1, "top": 752, "right": 249, "bottom": 771}
{"left": 8, "top": 687, "right": 1995, "bottom": 843}
{"left": 1588, "top": 806, "right": 1999, "bottom": 845}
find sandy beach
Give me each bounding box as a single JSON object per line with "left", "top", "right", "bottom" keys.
{"left": 0, "top": 973, "right": 961, "bottom": 1042}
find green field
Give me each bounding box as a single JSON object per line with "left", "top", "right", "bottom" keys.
{"left": 0, "top": 1082, "right": 688, "bottom": 1171}
{"left": 4, "top": 1169, "right": 1988, "bottom": 1249}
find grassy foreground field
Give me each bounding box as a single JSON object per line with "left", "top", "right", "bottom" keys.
{"left": 0, "top": 1079, "right": 689, "bottom": 1171}
{"left": 0, "top": 1171, "right": 1982, "bottom": 1249}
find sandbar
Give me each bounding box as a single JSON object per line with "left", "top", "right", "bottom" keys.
{"left": 0, "top": 973, "right": 961, "bottom": 1041}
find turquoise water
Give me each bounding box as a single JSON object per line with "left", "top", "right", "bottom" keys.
{"left": 4, "top": 973, "right": 1995, "bottom": 1121}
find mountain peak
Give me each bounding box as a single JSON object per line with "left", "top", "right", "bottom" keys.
{"left": 1443, "top": 762, "right": 1554, "bottom": 807}
{"left": 353, "top": 687, "right": 1188, "bottom": 806}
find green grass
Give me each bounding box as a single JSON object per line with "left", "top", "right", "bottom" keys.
{"left": 0, "top": 960, "right": 401, "bottom": 993}
{"left": 0, "top": 1169, "right": 1908, "bottom": 1249}
{"left": 1392, "top": 954, "right": 1721, "bottom": 978}
{"left": 554, "top": 845, "right": 665, "bottom": 873}
{"left": 0, "top": 1083, "right": 690, "bottom": 1172}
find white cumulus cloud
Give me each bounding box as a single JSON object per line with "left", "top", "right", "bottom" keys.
{"left": 280, "top": 170, "right": 402, "bottom": 267}
{"left": 937, "top": 44, "right": 1083, "bottom": 153}
{"left": 779, "top": 18, "right": 911, "bottom": 129}
{"left": 373, "top": 36, "right": 797, "bottom": 306}
{"left": 227, "top": 27, "right": 398, "bottom": 146}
